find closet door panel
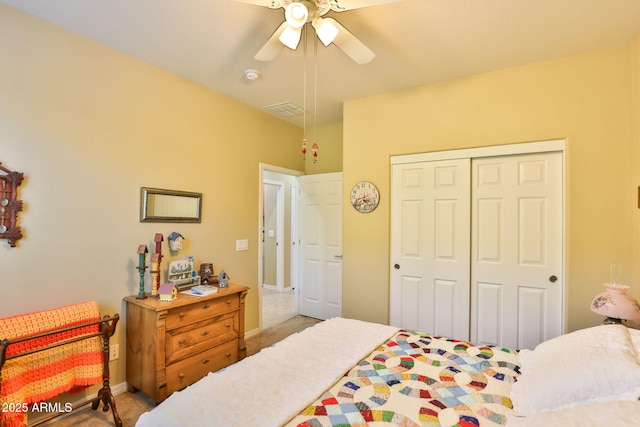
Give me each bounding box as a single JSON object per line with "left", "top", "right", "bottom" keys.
{"left": 472, "top": 152, "right": 563, "bottom": 349}
{"left": 391, "top": 160, "right": 470, "bottom": 340}
{"left": 518, "top": 287, "right": 544, "bottom": 350}
{"left": 476, "top": 199, "right": 502, "bottom": 262}
{"left": 475, "top": 281, "right": 503, "bottom": 346}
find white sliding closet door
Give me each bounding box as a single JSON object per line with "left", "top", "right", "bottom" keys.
{"left": 471, "top": 152, "right": 563, "bottom": 350}
{"left": 390, "top": 159, "right": 471, "bottom": 339}
{"left": 390, "top": 142, "right": 564, "bottom": 349}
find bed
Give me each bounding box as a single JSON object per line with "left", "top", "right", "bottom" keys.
{"left": 135, "top": 317, "right": 640, "bottom": 427}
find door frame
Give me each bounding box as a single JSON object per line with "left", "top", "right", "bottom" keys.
{"left": 392, "top": 140, "right": 565, "bottom": 164}
{"left": 390, "top": 139, "right": 567, "bottom": 336}
{"left": 258, "top": 163, "right": 304, "bottom": 331}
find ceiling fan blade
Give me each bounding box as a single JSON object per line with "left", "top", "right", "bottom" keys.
{"left": 255, "top": 21, "right": 287, "bottom": 61}
{"left": 324, "top": 18, "right": 375, "bottom": 64}
{"left": 330, "top": 0, "right": 406, "bottom": 12}
{"left": 232, "top": 0, "right": 284, "bottom": 9}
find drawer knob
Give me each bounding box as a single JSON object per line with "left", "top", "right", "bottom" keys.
{"left": 178, "top": 313, "right": 185, "bottom": 319}
{"left": 225, "top": 352, "right": 231, "bottom": 359}
{"left": 201, "top": 331, "right": 209, "bottom": 336}
{"left": 179, "top": 373, "right": 185, "bottom": 379}
{"left": 203, "top": 304, "right": 210, "bottom": 309}
{"left": 178, "top": 339, "right": 185, "bottom": 345}
{"left": 226, "top": 300, "right": 232, "bottom": 305}
{"left": 203, "top": 359, "right": 210, "bottom": 365}
{"left": 225, "top": 323, "right": 231, "bottom": 329}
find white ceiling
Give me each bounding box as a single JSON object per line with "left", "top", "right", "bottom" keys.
{"left": 3, "top": 0, "right": 640, "bottom": 127}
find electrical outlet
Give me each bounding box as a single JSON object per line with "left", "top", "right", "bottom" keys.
{"left": 109, "top": 344, "right": 119, "bottom": 361}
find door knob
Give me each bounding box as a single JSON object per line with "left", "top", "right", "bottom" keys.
{"left": 394, "top": 263, "right": 400, "bottom": 270}
{"left": 549, "top": 275, "right": 558, "bottom": 283}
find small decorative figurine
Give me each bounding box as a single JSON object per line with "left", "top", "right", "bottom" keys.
{"left": 218, "top": 270, "right": 229, "bottom": 288}
{"left": 136, "top": 245, "right": 148, "bottom": 299}
{"left": 158, "top": 283, "right": 177, "bottom": 302}
{"left": 168, "top": 232, "right": 184, "bottom": 251}
{"left": 199, "top": 262, "right": 214, "bottom": 285}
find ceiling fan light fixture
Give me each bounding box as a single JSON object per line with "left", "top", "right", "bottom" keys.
{"left": 279, "top": 25, "right": 302, "bottom": 50}
{"left": 312, "top": 17, "right": 339, "bottom": 46}
{"left": 284, "top": 2, "right": 309, "bottom": 28}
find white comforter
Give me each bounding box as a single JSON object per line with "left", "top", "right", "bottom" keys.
{"left": 136, "top": 317, "right": 399, "bottom": 427}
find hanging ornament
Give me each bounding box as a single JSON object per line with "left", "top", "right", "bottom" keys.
{"left": 301, "top": 138, "right": 307, "bottom": 159}
{"left": 312, "top": 142, "right": 318, "bottom": 163}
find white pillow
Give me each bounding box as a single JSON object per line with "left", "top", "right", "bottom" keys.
{"left": 510, "top": 324, "right": 640, "bottom": 415}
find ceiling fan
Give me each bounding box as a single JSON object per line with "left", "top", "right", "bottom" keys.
{"left": 234, "top": 0, "right": 404, "bottom": 64}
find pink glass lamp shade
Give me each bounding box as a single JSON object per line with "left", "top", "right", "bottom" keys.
{"left": 590, "top": 283, "right": 640, "bottom": 324}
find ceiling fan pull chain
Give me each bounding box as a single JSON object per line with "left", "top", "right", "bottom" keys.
{"left": 313, "top": 34, "right": 319, "bottom": 163}
{"left": 302, "top": 24, "right": 308, "bottom": 160}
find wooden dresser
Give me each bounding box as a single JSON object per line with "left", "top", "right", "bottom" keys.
{"left": 124, "top": 284, "right": 248, "bottom": 402}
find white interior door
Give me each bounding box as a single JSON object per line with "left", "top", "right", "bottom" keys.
{"left": 298, "top": 172, "right": 343, "bottom": 320}
{"left": 471, "top": 152, "right": 563, "bottom": 349}
{"left": 390, "top": 160, "right": 471, "bottom": 339}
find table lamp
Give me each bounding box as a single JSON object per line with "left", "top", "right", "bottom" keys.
{"left": 590, "top": 283, "right": 640, "bottom": 324}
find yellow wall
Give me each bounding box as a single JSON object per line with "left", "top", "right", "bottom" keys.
{"left": 343, "top": 44, "right": 637, "bottom": 333}
{"left": 0, "top": 3, "right": 302, "bottom": 394}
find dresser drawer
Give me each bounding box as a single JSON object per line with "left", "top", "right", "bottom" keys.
{"left": 165, "top": 295, "right": 240, "bottom": 329}
{"left": 165, "top": 311, "right": 239, "bottom": 364}
{"left": 165, "top": 339, "right": 239, "bottom": 395}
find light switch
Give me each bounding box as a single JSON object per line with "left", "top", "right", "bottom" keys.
{"left": 236, "top": 239, "right": 249, "bottom": 251}
{"left": 268, "top": 229, "right": 275, "bottom": 237}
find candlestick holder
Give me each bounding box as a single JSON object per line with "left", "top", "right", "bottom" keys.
{"left": 136, "top": 244, "right": 148, "bottom": 299}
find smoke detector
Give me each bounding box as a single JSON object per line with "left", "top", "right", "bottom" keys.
{"left": 244, "top": 69, "right": 261, "bottom": 81}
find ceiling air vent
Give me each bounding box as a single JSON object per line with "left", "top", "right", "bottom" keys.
{"left": 263, "top": 101, "right": 305, "bottom": 118}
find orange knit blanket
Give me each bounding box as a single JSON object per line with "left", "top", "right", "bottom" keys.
{"left": 0, "top": 301, "right": 103, "bottom": 427}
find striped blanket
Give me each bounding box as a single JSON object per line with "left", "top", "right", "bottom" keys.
{"left": 0, "top": 301, "right": 104, "bottom": 427}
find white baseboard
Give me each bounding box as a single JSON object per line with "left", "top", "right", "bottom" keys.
{"left": 111, "top": 381, "right": 128, "bottom": 395}
{"left": 245, "top": 326, "right": 261, "bottom": 339}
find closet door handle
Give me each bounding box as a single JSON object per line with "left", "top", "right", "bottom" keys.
{"left": 549, "top": 275, "right": 558, "bottom": 283}
{"left": 394, "top": 264, "right": 400, "bottom": 270}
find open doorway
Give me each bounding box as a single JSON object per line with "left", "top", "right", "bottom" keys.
{"left": 259, "top": 164, "right": 303, "bottom": 330}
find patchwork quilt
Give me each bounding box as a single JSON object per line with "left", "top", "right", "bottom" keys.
{"left": 287, "top": 330, "right": 521, "bottom": 427}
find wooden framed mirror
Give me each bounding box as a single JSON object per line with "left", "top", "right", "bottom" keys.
{"left": 140, "top": 187, "right": 202, "bottom": 223}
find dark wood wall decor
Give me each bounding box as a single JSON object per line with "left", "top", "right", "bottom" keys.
{"left": 0, "top": 162, "right": 24, "bottom": 247}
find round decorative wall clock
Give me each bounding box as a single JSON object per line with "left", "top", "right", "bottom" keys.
{"left": 350, "top": 181, "right": 380, "bottom": 213}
